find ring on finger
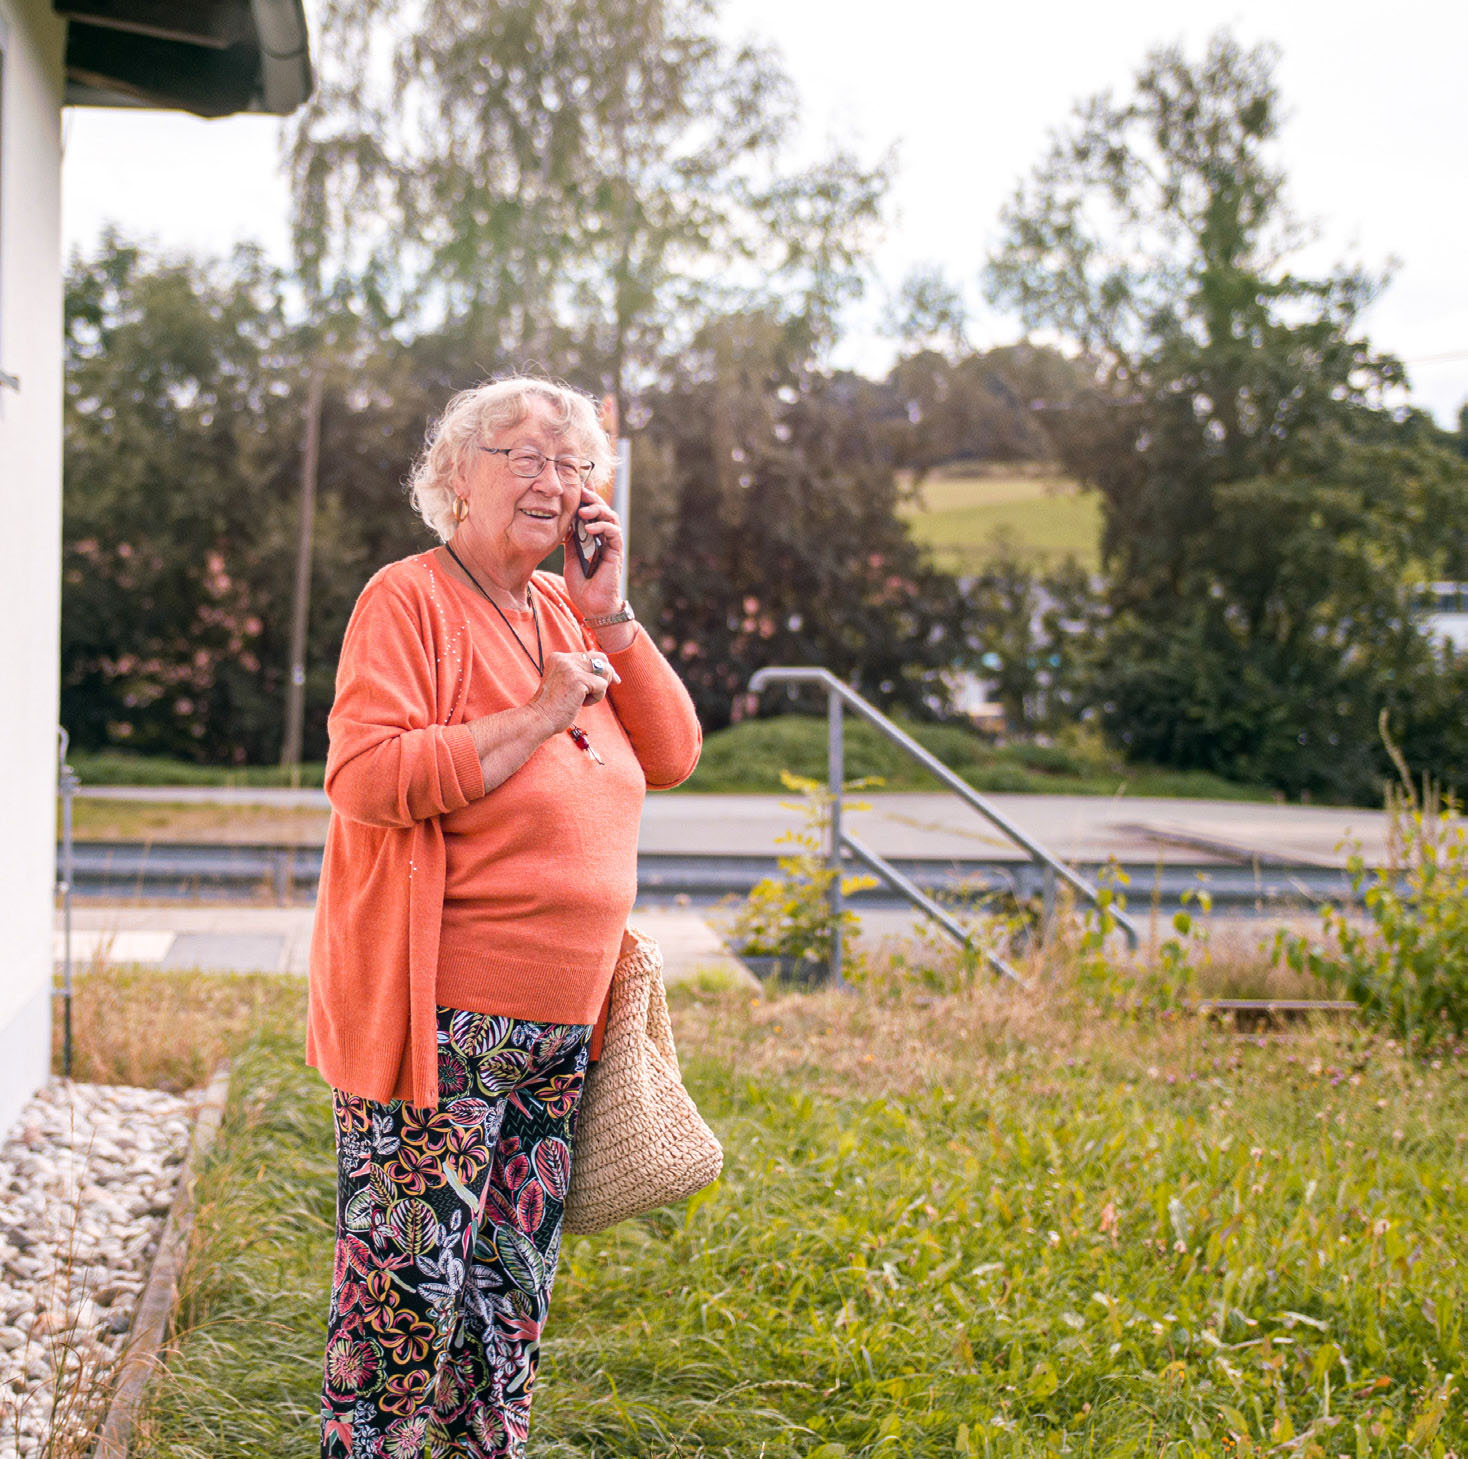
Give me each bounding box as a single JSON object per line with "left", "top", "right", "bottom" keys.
{"left": 589, "top": 654, "right": 611, "bottom": 678}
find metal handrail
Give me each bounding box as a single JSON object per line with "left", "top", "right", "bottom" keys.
{"left": 842, "top": 829, "right": 1024, "bottom": 984}
{"left": 748, "top": 667, "right": 1140, "bottom": 984}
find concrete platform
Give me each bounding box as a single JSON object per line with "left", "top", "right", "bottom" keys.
{"left": 55, "top": 903, "right": 755, "bottom": 988}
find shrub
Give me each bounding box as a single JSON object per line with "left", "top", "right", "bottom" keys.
{"left": 1279, "top": 740, "right": 1468, "bottom": 1050}
{"left": 726, "top": 773, "right": 876, "bottom": 983}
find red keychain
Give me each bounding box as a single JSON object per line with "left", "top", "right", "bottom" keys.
{"left": 567, "top": 725, "right": 604, "bottom": 764}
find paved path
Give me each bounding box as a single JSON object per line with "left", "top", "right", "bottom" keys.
{"left": 641, "top": 792, "right": 1389, "bottom": 867}
{"left": 74, "top": 787, "right": 1392, "bottom": 867}
{"left": 59, "top": 789, "right": 1390, "bottom": 984}
{"left": 55, "top": 903, "right": 756, "bottom": 988}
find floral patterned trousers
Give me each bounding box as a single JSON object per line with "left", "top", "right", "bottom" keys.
{"left": 321, "top": 1009, "right": 592, "bottom": 1459}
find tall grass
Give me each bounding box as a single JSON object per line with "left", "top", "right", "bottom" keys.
{"left": 18, "top": 970, "right": 303, "bottom": 1459}
{"left": 54, "top": 966, "right": 306, "bottom": 1091}
{"left": 127, "top": 1033, "right": 334, "bottom": 1457}
{"left": 66, "top": 800, "right": 330, "bottom": 844}
{"left": 121, "top": 953, "right": 1465, "bottom": 1457}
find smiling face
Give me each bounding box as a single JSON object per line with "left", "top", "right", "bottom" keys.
{"left": 454, "top": 396, "right": 590, "bottom": 582}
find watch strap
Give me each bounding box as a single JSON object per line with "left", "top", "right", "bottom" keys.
{"left": 584, "top": 601, "right": 636, "bottom": 628}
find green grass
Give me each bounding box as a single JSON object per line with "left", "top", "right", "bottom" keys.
{"left": 130, "top": 1030, "right": 335, "bottom": 1457}
{"left": 901, "top": 465, "right": 1103, "bottom": 573}
{"left": 65, "top": 751, "right": 326, "bottom": 788}
{"left": 687, "top": 716, "right": 1271, "bottom": 801}
{"left": 64, "top": 798, "right": 330, "bottom": 843}
{"left": 60, "top": 720, "right": 1272, "bottom": 833}
{"left": 123, "top": 963, "right": 1465, "bottom": 1457}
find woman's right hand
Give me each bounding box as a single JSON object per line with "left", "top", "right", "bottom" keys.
{"left": 529, "top": 651, "right": 620, "bottom": 734}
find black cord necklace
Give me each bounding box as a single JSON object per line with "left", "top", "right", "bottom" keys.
{"left": 443, "top": 543, "right": 603, "bottom": 765}
{"left": 445, "top": 543, "right": 543, "bottom": 672}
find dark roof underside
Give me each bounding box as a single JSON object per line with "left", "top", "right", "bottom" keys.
{"left": 58, "top": 0, "right": 312, "bottom": 117}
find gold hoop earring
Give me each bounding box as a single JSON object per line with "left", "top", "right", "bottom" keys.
{"left": 451, "top": 495, "right": 470, "bottom": 524}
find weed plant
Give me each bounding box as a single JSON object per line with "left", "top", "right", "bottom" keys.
{"left": 727, "top": 774, "right": 877, "bottom": 982}
{"left": 123, "top": 952, "right": 1465, "bottom": 1457}
{"left": 1279, "top": 762, "right": 1468, "bottom": 1053}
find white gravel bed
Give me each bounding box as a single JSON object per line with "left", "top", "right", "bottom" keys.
{"left": 0, "top": 1080, "right": 196, "bottom": 1459}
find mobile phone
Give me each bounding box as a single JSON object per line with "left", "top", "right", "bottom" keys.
{"left": 570, "top": 505, "right": 603, "bottom": 578}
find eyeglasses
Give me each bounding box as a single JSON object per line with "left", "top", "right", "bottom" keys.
{"left": 480, "top": 446, "right": 593, "bottom": 487}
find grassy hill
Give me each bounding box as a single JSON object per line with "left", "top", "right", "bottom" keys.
{"left": 900, "top": 462, "right": 1102, "bottom": 573}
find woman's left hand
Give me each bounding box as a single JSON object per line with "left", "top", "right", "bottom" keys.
{"left": 564, "top": 486, "right": 626, "bottom": 617}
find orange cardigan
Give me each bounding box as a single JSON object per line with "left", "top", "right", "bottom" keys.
{"left": 306, "top": 552, "right": 701, "bottom": 1107}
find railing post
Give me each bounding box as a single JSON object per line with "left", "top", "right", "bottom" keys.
{"left": 1040, "top": 860, "right": 1057, "bottom": 946}
{"left": 57, "top": 728, "right": 77, "bottom": 1079}
{"left": 827, "top": 687, "right": 845, "bottom": 988}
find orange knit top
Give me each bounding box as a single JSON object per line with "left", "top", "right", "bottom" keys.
{"left": 305, "top": 551, "right": 701, "bottom": 1108}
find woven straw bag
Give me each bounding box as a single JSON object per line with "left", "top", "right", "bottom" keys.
{"left": 562, "top": 926, "right": 723, "bottom": 1235}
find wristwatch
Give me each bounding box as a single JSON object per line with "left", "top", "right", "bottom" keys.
{"left": 584, "top": 601, "right": 636, "bottom": 629}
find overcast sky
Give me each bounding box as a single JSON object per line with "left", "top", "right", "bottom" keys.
{"left": 60, "top": 0, "right": 1468, "bottom": 424}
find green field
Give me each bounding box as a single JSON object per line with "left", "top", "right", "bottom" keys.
{"left": 901, "top": 464, "right": 1103, "bottom": 573}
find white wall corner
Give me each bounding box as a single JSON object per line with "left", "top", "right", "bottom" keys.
{"left": 0, "top": 0, "right": 68, "bottom": 1134}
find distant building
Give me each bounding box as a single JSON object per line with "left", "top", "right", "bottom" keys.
{"left": 0, "top": 0, "right": 310, "bottom": 1134}
{"left": 942, "top": 668, "right": 1006, "bottom": 735}
{"left": 1419, "top": 582, "right": 1468, "bottom": 655}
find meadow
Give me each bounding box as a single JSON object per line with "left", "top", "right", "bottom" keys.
{"left": 898, "top": 465, "right": 1102, "bottom": 574}
{"left": 65, "top": 948, "right": 1465, "bottom": 1458}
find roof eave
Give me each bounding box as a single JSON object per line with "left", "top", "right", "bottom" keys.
{"left": 60, "top": 0, "right": 312, "bottom": 117}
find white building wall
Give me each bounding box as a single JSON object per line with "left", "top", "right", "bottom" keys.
{"left": 0, "top": 0, "right": 66, "bottom": 1131}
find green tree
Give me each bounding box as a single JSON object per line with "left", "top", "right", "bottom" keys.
{"left": 63, "top": 238, "right": 299, "bottom": 759}
{"left": 637, "top": 312, "right": 964, "bottom": 731}
{"left": 288, "top": 0, "right": 886, "bottom": 400}
{"left": 961, "top": 533, "right": 1102, "bottom": 734}
{"left": 878, "top": 343, "right": 1086, "bottom": 481}
{"left": 62, "top": 237, "right": 437, "bottom": 762}
{"left": 986, "top": 32, "right": 1468, "bottom": 799}
{"left": 882, "top": 264, "right": 969, "bottom": 359}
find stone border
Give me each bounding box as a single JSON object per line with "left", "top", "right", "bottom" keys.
{"left": 91, "top": 1062, "right": 232, "bottom": 1459}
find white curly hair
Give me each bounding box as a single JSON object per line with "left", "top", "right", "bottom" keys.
{"left": 407, "top": 376, "right": 614, "bottom": 543}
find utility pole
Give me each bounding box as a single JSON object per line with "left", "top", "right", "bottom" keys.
{"left": 600, "top": 395, "right": 631, "bottom": 601}
{"left": 281, "top": 366, "right": 323, "bottom": 783}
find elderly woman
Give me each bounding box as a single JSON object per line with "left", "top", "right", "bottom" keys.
{"left": 307, "top": 376, "right": 701, "bottom": 1458}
